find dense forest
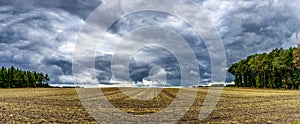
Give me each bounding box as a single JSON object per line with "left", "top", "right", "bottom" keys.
{"left": 0, "top": 66, "right": 50, "bottom": 88}
{"left": 228, "top": 45, "right": 300, "bottom": 89}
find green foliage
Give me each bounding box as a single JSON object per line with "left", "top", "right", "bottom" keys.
{"left": 228, "top": 47, "right": 300, "bottom": 89}
{"left": 0, "top": 66, "right": 50, "bottom": 88}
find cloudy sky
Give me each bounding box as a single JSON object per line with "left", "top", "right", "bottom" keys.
{"left": 1, "top": 0, "right": 300, "bottom": 87}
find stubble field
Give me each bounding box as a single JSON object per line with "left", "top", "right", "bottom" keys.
{"left": 0, "top": 88, "right": 300, "bottom": 123}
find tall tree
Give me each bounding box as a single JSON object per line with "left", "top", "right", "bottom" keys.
{"left": 0, "top": 66, "right": 50, "bottom": 88}
{"left": 228, "top": 47, "right": 300, "bottom": 89}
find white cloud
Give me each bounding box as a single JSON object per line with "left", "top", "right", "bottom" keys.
{"left": 58, "top": 75, "right": 74, "bottom": 83}
{"left": 59, "top": 42, "right": 75, "bottom": 54}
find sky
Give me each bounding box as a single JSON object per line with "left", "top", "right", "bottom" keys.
{"left": 1, "top": 0, "right": 300, "bottom": 87}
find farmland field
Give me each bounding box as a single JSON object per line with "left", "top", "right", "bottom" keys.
{"left": 0, "top": 88, "right": 300, "bottom": 123}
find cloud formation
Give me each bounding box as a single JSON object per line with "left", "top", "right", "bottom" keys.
{"left": 200, "top": 0, "right": 300, "bottom": 57}
{"left": 1, "top": 0, "right": 300, "bottom": 86}
{"left": 198, "top": 0, "right": 300, "bottom": 81}
{"left": 0, "top": 6, "right": 84, "bottom": 84}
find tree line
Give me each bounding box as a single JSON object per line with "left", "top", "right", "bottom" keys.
{"left": 228, "top": 45, "right": 300, "bottom": 89}
{"left": 0, "top": 66, "right": 50, "bottom": 88}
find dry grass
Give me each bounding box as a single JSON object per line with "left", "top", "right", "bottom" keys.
{"left": 0, "top": 88, "right": 96, "bottom": 123}
{"left": 0, "top": 88, "right": 300, "bottom": 123}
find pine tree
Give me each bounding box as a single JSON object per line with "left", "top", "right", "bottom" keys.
{"left": 0, "top": 66, "right": 50, "bottom": 88}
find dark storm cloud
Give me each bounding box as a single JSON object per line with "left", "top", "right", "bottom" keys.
{"left": 204, "top": 0, "right": 300, "bottom": 56}
{"left": 0, "top": 5, "right": 84, "bottom": 84}
{"left": 95, "top": 54, "right": 112, "bottom": 82}
{"left": 199, "top": 0, "right": 300, "bottom": 81}
{"left": 44, "top": 59, "right": 72, "bottom": 75}
{"left": 0, "top": 0, "right": 102, "bottom": 19}
{"left": 128, "top": 46, "right": 181, "bottom": 86}
{"left": 2, "top": 0, "right": 300, "bottom": 86}
{"left": 95, "top": 10, "right": 212, "bottom": 86}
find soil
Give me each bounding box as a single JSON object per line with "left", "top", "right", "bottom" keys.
{"left": 0, "top": 88, "right": 300, "bottom": 123}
